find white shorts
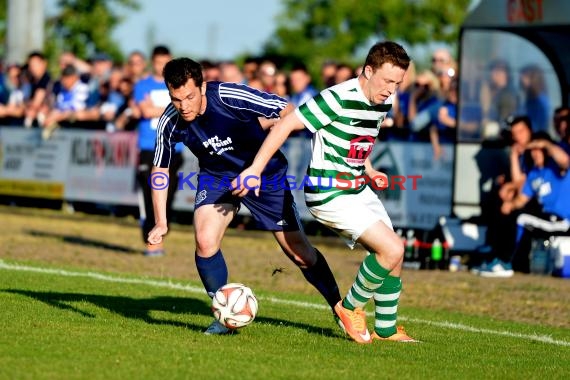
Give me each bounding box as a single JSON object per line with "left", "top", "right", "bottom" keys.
{"left": 307, "top": 187, "right": 393, "bottom": 249}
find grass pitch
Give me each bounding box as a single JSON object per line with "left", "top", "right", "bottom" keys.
{"left": 0, "top": 206, "right": 569, "bottom": 379}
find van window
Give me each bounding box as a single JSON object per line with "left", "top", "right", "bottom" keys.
{"left": 458, "top": 30, "right": 561, "bottom": 142}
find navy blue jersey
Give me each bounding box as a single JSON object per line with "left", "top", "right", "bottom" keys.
{"left": 154, "top": 81, "right": 289, "bottom": 178}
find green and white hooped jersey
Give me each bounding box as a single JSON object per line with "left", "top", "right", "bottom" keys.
{"left": 294, "top": 78, "right": 393, "bottom": 207}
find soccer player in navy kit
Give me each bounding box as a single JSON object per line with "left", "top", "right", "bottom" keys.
{"left": 147, "top": 57, "right": 341, "bottom": 335}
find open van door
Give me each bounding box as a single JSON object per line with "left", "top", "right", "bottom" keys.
{"left": 453, "top": 0, "right": 569, "bottom": 219}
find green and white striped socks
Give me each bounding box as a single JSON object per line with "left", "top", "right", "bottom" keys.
{"left": 342, "top": 254, "right": 390, "bottom": 310}
{"left": 373, "top": 275, "right": 402, "bottom": 337}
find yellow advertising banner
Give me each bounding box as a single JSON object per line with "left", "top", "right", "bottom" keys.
{"left": 0, "top": 179, "right": 64, "bottom": 199}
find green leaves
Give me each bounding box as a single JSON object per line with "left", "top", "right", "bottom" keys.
{"left": 264, "top": 0, "right": 471, "bottom": 87}
{"left": 44, "top": 0, "right": 140, "bottom": 64}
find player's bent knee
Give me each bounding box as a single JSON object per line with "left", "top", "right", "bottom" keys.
{"left": 384, "top": 242, "right": 404, "bottom": 263}
{"left": 195, "top": 237, "right": 222, "bottom": 257}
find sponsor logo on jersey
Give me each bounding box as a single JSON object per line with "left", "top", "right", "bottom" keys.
{"left": 202, "top": 135, "right": 234, "bottom": 155}
{"left": 346, "top": 136, "right": 375, "bottom": 165}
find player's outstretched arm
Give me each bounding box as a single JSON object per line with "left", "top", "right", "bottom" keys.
{"left": 147, "top": 166, "right": 170, "bottom": 244}
{"left": 232, "top": 111, "right": 305, "bottom": 198}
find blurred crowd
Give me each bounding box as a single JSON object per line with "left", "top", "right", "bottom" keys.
{"left": 0, "top": 46, "right": 460, "bottom": 149}
{"left": 0, "top": 50, "right": 143, "bottom": 137}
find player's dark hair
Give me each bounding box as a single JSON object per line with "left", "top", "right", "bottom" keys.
{"left": 364, "top": 41, "right": 410, "bottom": 72}
{"left": 163, "top": 57, "right": 204, "bottom": 89}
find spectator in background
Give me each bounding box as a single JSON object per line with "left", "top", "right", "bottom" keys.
{"left": 519, "top": 64, "right": 550, "bottom": 133}
{"left": 388, "top": 61, "right": 416, "bottom": 140}
{"left": 430, "top": 47, "right": 454, "bottom": 75}
{"left": 100, "top": 65, "right": 128, "bottom": 131}
{"left": 284, "top": 63, "right": 318, "bottom": 212}
{"left": 489, "top": 133, "right": 570, "bottom": 276}
{"left": 334, "top": 63, "right": 354, "bottom": 84}
{"left": 478, "top": 116, "right": 534, "bottom": 274}
{"left": 242, "top": 56, "right": 259, "bottom": 86}
{"left": 40, "top": 64, "right": 90, "bottom": 139}
{"left": 354, "top": 65, "right": 364, "bottom": 77}
{"left": 200, "top": 60, "right": 221, "bottom": 82}
{"left": 525, "top": 107, "right": 570, "bottom": 172}
{"left": 499, "top": 116, "right": 534, "bottom": 202}
{"left": 479, "top": 60, "right": 518, "bottom": 137}
{"left": 58, "top": 51, "right": 91, "bottom": 79}
{"left": 125, "top": 50, "right": 148, "bottom": 83}
{"left": 289, "top": 63, "right": 318, "bottom": 108}
{"left": 219, "top": 61, "right": 245, "bottom": 84}
{"left": 0, "top": 60, "right": 7, "bottom": 103}
{"left": 86, "top": 53, "right": 113, "bottom": 105}
{"left": 274, "top": 70, "right": 290, "bottom": 99}
{"left": 431, "top": 77, "right": 458, "bottom": 159}
{"left": 118, "top": 51, "right": 146, "bottom": 131}
{"left": 72, "top": 65, "right": 127, "bottom": 131}
{"left": 435, "top": 63, "right": 457, "bottom": 96}
{"left": 407, "top": 69, "right": 442, "bottom": 142}
{"left": 320, "top": 60, "right": 337, "bottom": 89}
{"left": 114, "top": 76, "right": 139, "bottom": 131}
{"left": 23, "top": 51, "right": 52, "bottom": 128}
{"left": 554, "top": 106, "right": 570, "bottom": 150}
{"left": 255, "top": 60, "right": 278, "bottom": 93}
{"left": 457, "top": 59, "right": 483, "bottom": 139}
{"left": 134, "top": 45, "right": 183, "bottom": 257}
{"left": 0, "top": 64, "right": 27, "bottom": 125}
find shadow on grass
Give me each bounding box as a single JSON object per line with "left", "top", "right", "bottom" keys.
{"left": 3, "top": 289, "right": 341, "bottom": 338}
{"left": 253, "top": 315, "right": 341, "bottom": 338}
{"left": 25, "top": 229, "right": 140, "bottom": 254}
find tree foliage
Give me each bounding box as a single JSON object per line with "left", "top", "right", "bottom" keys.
{"left": 263, "top": 0, "right": 471, "bottom": 83}
{"left": 44, "top": 0, "right": 139, "bottom": 63}
{"left": 0, "top": 0, "right": 7, "bottom": 57}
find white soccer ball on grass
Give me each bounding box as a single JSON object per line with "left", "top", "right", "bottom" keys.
{"left": 211, "top": 283, "right": 258, "bottom": 329}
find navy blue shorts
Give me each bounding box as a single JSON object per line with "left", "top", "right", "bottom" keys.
{"left": 194, "top": 174, "right": 302, "bottom": 231}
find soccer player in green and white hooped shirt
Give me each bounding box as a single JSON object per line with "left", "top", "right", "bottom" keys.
{"left": 233, "top": 41, "right": 417, "bottom": 344}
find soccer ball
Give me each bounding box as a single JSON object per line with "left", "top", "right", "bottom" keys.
{"left": 212, "top": 283, "right": 258, "bottom": 329}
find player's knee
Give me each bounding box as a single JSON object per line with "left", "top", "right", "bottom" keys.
{"left": 387, "top": 239, "right": 405, "bottom": 261}
{"left": 195, "top": 235, "right": 221, "bottom": 256}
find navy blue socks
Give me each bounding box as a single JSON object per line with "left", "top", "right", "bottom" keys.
{"left": 300, "top": 249, "right": 341, "bottom": 310}
{"left": 195, "top": 249, "right": 228, "bottom": 298}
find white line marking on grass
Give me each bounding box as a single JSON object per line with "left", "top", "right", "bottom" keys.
{"left": 2, "top": 260, "right": 569, "bottom": 347}
{"left": 0, "top": 260, "right": 205, "bottom": 294}
{"left": 400, "top": 318, "right": 570, "bottom": 347}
